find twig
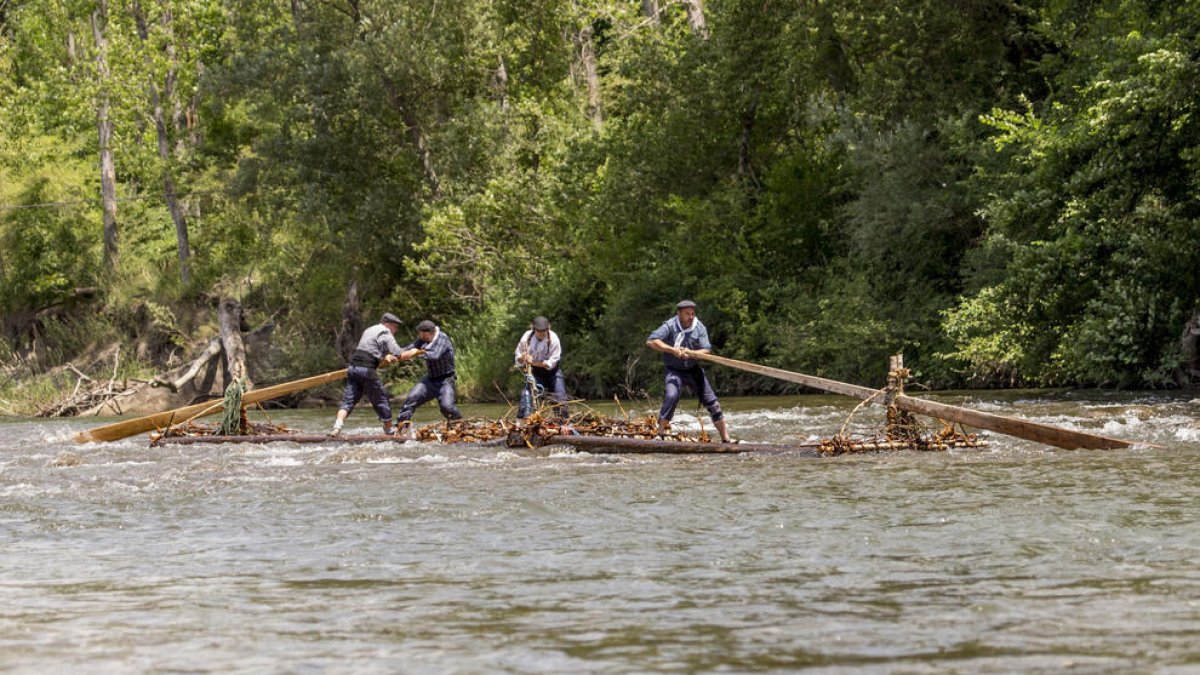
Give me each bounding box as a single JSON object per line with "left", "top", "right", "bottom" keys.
{"left": 67, "top": 365, "right": 94, "bottom": 381}
{"left": 837, "top": 387, "right": 886, "bottom": 439}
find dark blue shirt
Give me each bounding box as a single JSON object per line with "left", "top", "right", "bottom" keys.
{"left": 405, "top": 330, "right": 456, "bottom": 378}
{"left": 648, "top": 316, "right": 712, "bottom": 370}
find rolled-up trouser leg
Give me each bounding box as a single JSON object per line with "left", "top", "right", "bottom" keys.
{"left": 436, "top": 376, "right": 461, "bottom": 420}
{"left": 658, "top": 368, "right": 685, "bottom": 421}
{"left": 692, "top": 367, "right": 723, "bottom": 422}
{"left": 394, "top": 378, "right": 434, "bottom": 423}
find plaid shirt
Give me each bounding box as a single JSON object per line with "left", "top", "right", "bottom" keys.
{"left": 405, "top": 330, "right": 456, "bottom": 378}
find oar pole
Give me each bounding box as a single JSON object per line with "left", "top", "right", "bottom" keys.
{"left": 689, "top": 352, "right": 1137, "bottom": 450}
{"left": 73, "top": 369, "right": 349, "bottom": 443}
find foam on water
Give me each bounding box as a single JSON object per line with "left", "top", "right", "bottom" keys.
{"left": 1174, "top": 426, "right": 1200, "bottom": 442}
{"left": 3, "top": 393, "right": 1199, "bottom": 672}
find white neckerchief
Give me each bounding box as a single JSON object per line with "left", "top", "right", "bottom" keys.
{"left": 672, "top": 316, "right": 703, "bottom": 349}
{"left": 425, "top": 328, "right": 441, "bottom": 347}
{"left": 527, "top": 332, "right": 551, "bottom": 361}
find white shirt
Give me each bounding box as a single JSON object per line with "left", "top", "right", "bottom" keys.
{"left": 515, "top": 330, "right": 562, "bottom": 370}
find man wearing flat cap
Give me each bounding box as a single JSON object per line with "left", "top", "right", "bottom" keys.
{"left": 393, "top": 319, "right": 462, "bottom": 436}
{"left": 330, "top": 312, "right": 407, "bottom": 436}
{"left": 646, "top": 300, "right": 732, "bottom": 442}
{"left": 514, "top": 315, "right": 570, "bottom": 419}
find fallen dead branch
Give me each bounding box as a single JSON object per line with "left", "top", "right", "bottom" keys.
{"left": 36, "top": 349, "right": 138, "bottom": 417}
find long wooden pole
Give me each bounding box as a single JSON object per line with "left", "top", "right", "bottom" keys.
{"left": 73, "top": 369, "right": 348, "bottom": 444}
{"left": 690, "top": 352, "right": 1137, "bottom": 450}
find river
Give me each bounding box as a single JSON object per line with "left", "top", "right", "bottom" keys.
{"left": 2, "top": 391, "right": 1198, "bottom": 672}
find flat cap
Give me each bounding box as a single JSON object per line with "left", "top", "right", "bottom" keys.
{"left": 531, "top": 316, "right": 550, "bottom": 331}
{"left": 675, "top": 300, "right": 697, "bottom": 310}
{"left": 381, "top": 312, "right": 402, "bottom": 325}
{"left": 415, "top": 319, "right": 437, "bottom": 332}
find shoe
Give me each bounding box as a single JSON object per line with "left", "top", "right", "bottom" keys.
{"left": 328, "top": 428, "right": 341, "bottom": 437}
{"left": 393, "top": 423, "right": 414, "bottom": 441}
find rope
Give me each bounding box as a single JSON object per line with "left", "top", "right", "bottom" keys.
{"left": 218, "top": 377, "right": 246, "bottom": 436}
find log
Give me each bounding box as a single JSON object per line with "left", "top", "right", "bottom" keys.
{"left": 151, "top": 433, "right": 406, "bottom": 447}
{"left": 150, "top": 434, "right": 510, "bottom": 448}
{"left": 73, "top": 368, "right": 349, "bottom": 443}
{"left": 689, "top": 352, "right": 1140, "bottom": 450}
{"left": 542, "top": 434, "right": 823, "bottom": 455}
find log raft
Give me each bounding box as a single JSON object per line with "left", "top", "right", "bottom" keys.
{"left": 150, "top": 432, "right": 985, "bottom": 455}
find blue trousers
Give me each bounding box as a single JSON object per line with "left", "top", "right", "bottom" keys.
{"left": 338, "top": 366, "right": 392, "bottom": 421}
{"left": 519, "top": 367, "right": 570, "bottom": 419}
{"left": 395, "top": 374, "right": 462, "bottom": 422}
{"left": 659, "top": 366, "right": 723, "bottom": 422}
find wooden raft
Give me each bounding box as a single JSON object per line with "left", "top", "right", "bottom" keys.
{"left": 146, "top": 432, "right": 973, "bottom": 456}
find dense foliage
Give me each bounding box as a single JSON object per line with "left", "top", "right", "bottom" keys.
{"left": 2, "top": 0, "right": 1198, "bottom": 402}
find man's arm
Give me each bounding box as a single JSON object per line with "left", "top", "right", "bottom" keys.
{"left": 695, "top": 323, "right": 713, "bottom": 353}
{"left": 381, "top": 332, "right": 405, "bottom": 357}
{"left": 420, "top": 335, "right": 449, "bottom": 361}
{"left": 541, "top": 334, "right": 562, "bottom": 369}
{"left": 647, "top": 321, "right": 686, "bottom": 358}
{"left": 398, "top": 339, "right": 424, "bottom": 361}
{"left": 514, "top": 331, "right": 531, "bottom": 367}
{"left": 647, "top": 338, "right": 686, "bottom": 359}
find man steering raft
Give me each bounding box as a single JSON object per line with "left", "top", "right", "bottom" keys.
{"left": 330, "top": 312, "right": 406, "bottom": 437}
{"left": 514, "top": 315, "right": 570, "bottom": 419}
{"left": 646, "top": 300, "right": 732, "bottom": 443}
{"left": 393, "top": 319, "right": 462, "bottom": 438}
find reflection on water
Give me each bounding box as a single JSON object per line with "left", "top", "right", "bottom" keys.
{"left": 1, "top": 391, "right": 1198, "bottom": 672}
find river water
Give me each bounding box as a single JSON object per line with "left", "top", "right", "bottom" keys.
{"left": 2, "top": 391, "right": 1198, "bottom": 673}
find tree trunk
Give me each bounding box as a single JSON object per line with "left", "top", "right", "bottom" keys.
{"left": 737, "top": 86, "right": 760, "bottom": 182}
{"left": 133, "top": 0, "right": 191, "bottom": 285}
{"left": 683, "top": 0, "right": 709, "bottom": 39}
{"left": 388, "top": 82, "right": 441, "bottom": 197}
{"left": 337, "top": 280, "right": 363, "bottom": 362}
{"left": 642, "top": 0, "right": 661, "bottom": 25}
{"left": 575, "top": 24, "right": 602, "bottom": 130}
{"left": 218, "top": 298, "right": 250, "bottom": 386}
{"left": 1182, "top": 308, "right": 1200, "bottom": 384}
{"left": 494, "top": 54, "right": 509, "bottom": 113}
{"left": 91, "top": 0, "right": 119, "bottom": 268}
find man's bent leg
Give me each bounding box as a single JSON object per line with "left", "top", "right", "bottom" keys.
{"left": 657, "top": 369, "right": 684, "bottom": 435}
{"left": 694, "top": 368, "right": 730, "bottom": 442}
{"left": 394, "top": 379, "right": 433, "bottom": 424}
{"left": 550, "top": 371, "right": 570, "bottom": 418}
{"left": 535, "top": 369, "right": 570, "bottom": 419}
{"left": 332, "top": 370, "right": 366, "bottom": 435}
{"left": 437, "top": 377, "right": 462, "bottom": 420}
{"left": 363, "top": 374, "right": 394, "bottom": 433}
